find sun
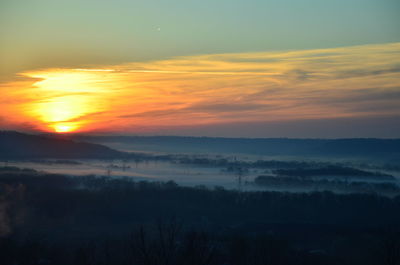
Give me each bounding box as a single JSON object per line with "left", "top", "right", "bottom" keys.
{"left": 53, "top": 124, "right": 77, "bottom": 133}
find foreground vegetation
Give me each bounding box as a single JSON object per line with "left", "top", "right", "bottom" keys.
{"left": 0, "top": 166, "right": 400, "bottom": 265}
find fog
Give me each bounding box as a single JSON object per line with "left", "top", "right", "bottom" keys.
{"left": 3, "top": 159, "right": 262, "bottom": 191}
{"left": 4, "top": 153, "right": 400, "bottom": 195}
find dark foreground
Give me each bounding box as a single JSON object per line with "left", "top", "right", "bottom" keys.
{"left": 1, "top": 167, "right": 400, "bottom": 265}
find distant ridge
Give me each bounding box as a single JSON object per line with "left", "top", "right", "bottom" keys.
{"left": 0, "top": 131, "right": 125, "bottom": 159}
{"left": 75, "top": 135, "right": 400, "bottom": 158}
{"left": 2, "top": 131, "right": 398, "bottom": 159}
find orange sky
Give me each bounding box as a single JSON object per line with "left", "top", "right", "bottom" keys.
{"left": 1, "top": 42, "right": 400, "bottom": 135}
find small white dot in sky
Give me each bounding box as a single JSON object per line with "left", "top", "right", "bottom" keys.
{"left": 157, "top": 27, "right": 161, "bottom": 31}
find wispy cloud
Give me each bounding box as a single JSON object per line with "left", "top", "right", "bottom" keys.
{"left": 1, "top": 42, "right": 399, "bottom": 134}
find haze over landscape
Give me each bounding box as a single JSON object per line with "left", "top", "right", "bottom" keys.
{"left": 1, "top": 0, "right": 400, "bottom": 264}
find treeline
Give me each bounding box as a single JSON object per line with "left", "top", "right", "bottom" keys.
{"left": 0, "top": 223, "right": 338, "bottom": 265}
{"left": 5, "top": 222, "right": 396, "bottom": 265}
{"left": 1, "top": 167, "right": 400, "bottom": 229}
{"left": 254, "top": 175, "right": 400, "bottom": 195}
{"left": 1, "top": 167, "right": 400, "bottom": 264}
{"left": 273, "top": 166, "right": 394, "bottom": 180}
{"left": 177, "top": 157, "right": 397, "bottom": 178}
{"left": 177, "top": 157, "right": 326, "bottom": 169}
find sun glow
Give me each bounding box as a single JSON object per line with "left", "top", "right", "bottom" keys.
{"left": 20, "top": 70, "right": 110, "bottom": 133}
{"left": 1, "top": 43, "right": 399, "bottom": 134}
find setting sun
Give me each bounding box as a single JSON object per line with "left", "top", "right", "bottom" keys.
{"left": 53, "top": 123, "right": 77, "bottom": 133}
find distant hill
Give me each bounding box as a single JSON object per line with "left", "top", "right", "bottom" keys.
{"left": 75, "top": 135, "right": 400, "bottom": 159}
{"left": 2, "top": 131, "right": 398, "bottom": 160}
{"left": 0, "top": 131, "right": 125, "bottom": 159}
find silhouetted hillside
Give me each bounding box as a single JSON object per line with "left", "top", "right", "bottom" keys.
{"left": 0, "top": 131, "right": 125, "bottom": 159}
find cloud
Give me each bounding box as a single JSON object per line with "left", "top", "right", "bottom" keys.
{"left": 0, "top": 42, "right": 399, "bottom": 136}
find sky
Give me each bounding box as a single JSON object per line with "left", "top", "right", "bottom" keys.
{"left": 1, "top": 0, "right": 400, "bottom": 137}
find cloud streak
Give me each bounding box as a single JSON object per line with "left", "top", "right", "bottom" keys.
{"left": 1, "top": 42, "right": 399, "bottom": 135}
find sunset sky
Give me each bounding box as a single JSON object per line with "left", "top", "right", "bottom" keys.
{"left": 1, "top": 0, "right": 400, "bottom": 137}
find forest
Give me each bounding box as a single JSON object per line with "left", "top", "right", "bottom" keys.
{"left": 1, "top": 166, "right": 400, "bottom": 265}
